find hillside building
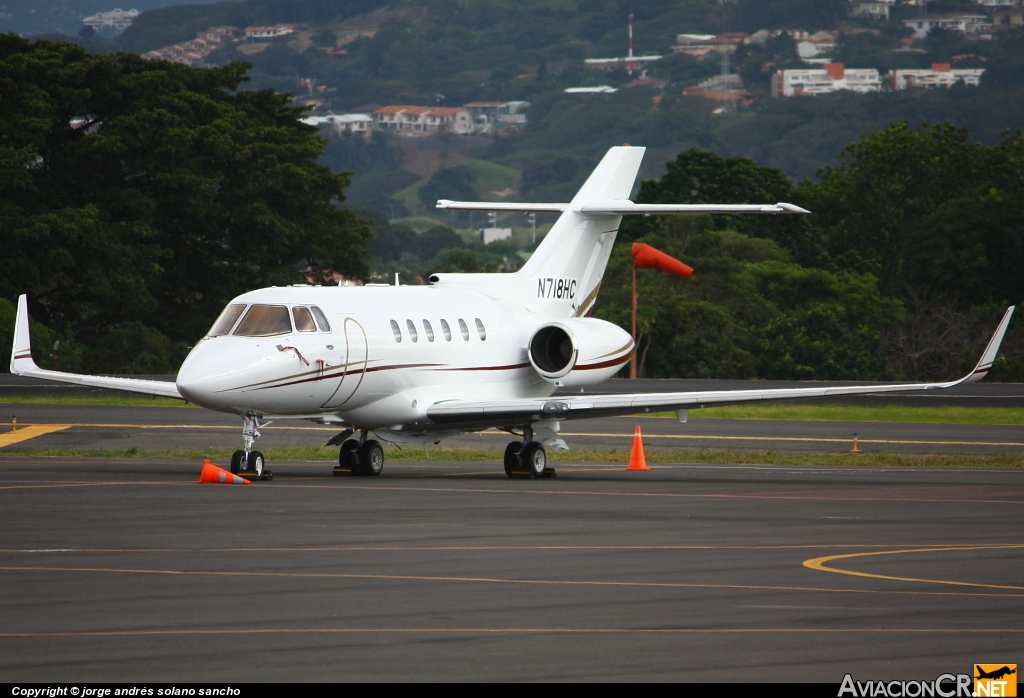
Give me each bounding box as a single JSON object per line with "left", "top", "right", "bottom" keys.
{"left": 903, "top": 13, "right": 989, "bottom": 38}
{"left": 373, "top": 106, "right": 474, "bottom": 135}
{"left": 302, "top": 113, "right": 374, "bottom": 136}
{"left": 891, "top": 64, "right": 985, "bottom": 89}
{"left": 245, "top": 25, "right": 295, "bottom": 39}
{"left": 82, "top": 8, "right": 138, "bottom": 34}
{"left": 850, "top": 1, "right": 895, "bottom": 20}
{"left": 993, "top": 7, "right": 1024, "bottom": 28}
{"left": 462, "top": 102, "right": 530, "bottom": 129}
{"left": 772, "top": 63, "right": 882, "bottom": 96}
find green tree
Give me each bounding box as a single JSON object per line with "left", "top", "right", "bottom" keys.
{"left": 625, "top": 148, "right": 829, "bottom": 268}
{"left": 0, "top": 36, "right": 371, "bottom": 364}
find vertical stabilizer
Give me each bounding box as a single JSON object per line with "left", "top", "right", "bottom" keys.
{"left": 517, "top": 146, "right": 645, "bottom": 318}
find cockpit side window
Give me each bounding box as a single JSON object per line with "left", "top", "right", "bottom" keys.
{"left": 233, "top": 304, "right": 292, "bottom": 337}
{"left": 311, "top": 306, "right": 331, "bottom": 332}
{"left": 293, "top": 307, "right": 317, "bottom": 332}
{"left": 208, "top": 304, "right": 246, "bottom": 336}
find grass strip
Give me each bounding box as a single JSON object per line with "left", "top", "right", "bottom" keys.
{"left": 652, "top": 404, "right": 1024, "bottom": 425}
{"left": 4, "top": 445, "right": 1024, "bottom": 469}
{"left": 0, "top": 394, "right": 192, "bottom": 407}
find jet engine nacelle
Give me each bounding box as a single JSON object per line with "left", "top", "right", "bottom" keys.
{"left": 527, "top": 317, "right": 634, "bottom": 387}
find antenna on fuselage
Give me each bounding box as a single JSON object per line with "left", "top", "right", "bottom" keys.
{"left": 395, "top": 273, "right": 400, "bottom": 286}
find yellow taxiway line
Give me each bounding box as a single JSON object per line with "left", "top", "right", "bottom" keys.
{"left": 803, "top": 544, "right": 1024, "bottom": 591}
{"left": 0, "top": 424, "right": 70, "bottom": 448}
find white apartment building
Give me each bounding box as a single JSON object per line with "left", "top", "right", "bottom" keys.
{"left": 82, "top": 8, "right": 139, "bottom": 33}
{"left": 891, "top": 64, "right": 985, "bottom": 89}
{"left": 903, "top": 13, "right": 989, "bottom": 38}
{"left": 772, "top": 63, "right": 881, "bottom": 96}
{"left": 245, "top": 25, "right": 295, "bottom": 39}
{"left": 302, "top": 114, "right": 374, "bottom": 135}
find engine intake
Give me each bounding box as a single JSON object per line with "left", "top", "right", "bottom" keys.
{"left": 528, "top": 324, "right": 578, "bottom": 379}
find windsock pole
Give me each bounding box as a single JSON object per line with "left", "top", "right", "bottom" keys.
{"left": 630, "top": 264, "right": 637, "bottom": 379}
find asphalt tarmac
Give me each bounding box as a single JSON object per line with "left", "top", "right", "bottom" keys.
{"left": 0, "top": 456, "right": 1020, "bottom": 681}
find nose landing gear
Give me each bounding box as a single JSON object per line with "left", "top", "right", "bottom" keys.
{"left": 230, "top": 413, "right": 272, "bottom": 481}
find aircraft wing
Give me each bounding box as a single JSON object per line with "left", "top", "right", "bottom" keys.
{"left": 9, "top": 295, "right": 183, "bottom": 400}
{"left": 427, "top": 306, "right": 1014, "bottom": 429}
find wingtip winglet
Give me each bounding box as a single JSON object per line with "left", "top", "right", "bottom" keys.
{"left": 964, "top": 305, "right": 1015, "bottom": 384}
{"left": 10, "top": 294, "right": 37, "bottom": 374}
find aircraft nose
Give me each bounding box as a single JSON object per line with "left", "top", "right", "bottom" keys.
{"left": 175, "top": 339, "right": 234, "bottom": 409}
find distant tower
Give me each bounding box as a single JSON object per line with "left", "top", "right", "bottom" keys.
{"left": 627, "top": 14, "right": 635, "bottom": 76}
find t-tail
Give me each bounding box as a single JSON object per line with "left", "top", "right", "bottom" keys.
{"left": 434, "top": 145, "right": 809, "bottom": 320}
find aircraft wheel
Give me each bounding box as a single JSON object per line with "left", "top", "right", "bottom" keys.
{"left": 520, "top": 442, "right": 546, "bottom": 478}
{"left": 247, "top": 451, "right": 265, "bottom": 478}
{"left": 358, "top": 440, "right": 384, "bottom": 476}
{"left": 230, "top": 450, "right": 245, "bottom": 475}
{"left": 503, "top": 442, "right": 523, "bottom": 478}
{"left": 337, "top": 440, "right": 359, "bottom": 475}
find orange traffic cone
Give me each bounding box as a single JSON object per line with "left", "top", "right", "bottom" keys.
{"left": 626, "top": 425, "right": 648, "bottom": 471}
{"left": 197, "top": 459, "right": 250, "bottom": 485}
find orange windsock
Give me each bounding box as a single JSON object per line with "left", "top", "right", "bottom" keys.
{"left": 631, "top": 243, "right": 694, "bottom": 278}
{"left": 626, "top": 425, "right": 649, "bottom": 471}
{"left": 197, "top": 459, "right": 250, "bottom": 485}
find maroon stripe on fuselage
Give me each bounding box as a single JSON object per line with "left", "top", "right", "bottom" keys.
{"left": 574, "top": 352, "right": 633, "bottom": 371}
{"left": 249, "top": 363, "right": 443, "bottom": 391}
{"left": 440, "top": 363, "right": 530, "bottom": 372}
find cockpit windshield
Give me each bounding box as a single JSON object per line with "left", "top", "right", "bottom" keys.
{"left": 207, "top": 304, "right": 246, "bottom": 336}
{"left": 233, "top": 304, "right": 292, "bottom": 337}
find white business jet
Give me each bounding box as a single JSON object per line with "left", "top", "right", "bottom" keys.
{"left": 9, "top": 146, "right": 1015, "bottom": 479}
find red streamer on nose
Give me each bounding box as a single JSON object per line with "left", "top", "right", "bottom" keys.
{"left": 631, "top": 243, "right": 694, "bottom": 278}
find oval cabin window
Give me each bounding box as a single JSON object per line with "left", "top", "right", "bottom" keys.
{"left": 406, "top": 319, "right": 418, "bottom": 343}
{"left": 440, "top": 319, "right": 452, "bottom": 342}
{"left": 458, "top": 318, "right": 470, "bottom": 341}
{"left": 390, "top": 320, "right": 402, "bottom": 342}
{"left": 475, "top": 318, "right": 487, "bottom": 341}
{"left": 423, "top": 319, "right": 434, "bottom": 342}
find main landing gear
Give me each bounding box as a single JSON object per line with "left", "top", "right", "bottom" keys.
{"left": 333, "top": 430, "right": 384, "bottom": 476}
{"left": 230, "top": 413, "right": 272, "bottom": 481}
{"left": 504, "top": 426, "right": 556, "bottom": 479}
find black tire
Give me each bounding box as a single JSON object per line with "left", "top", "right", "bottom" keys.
{"left": 359, "top": 440, "right": 384, "bottom": 476}
{"left": 248, "top": 451, "right": 265, "bottom": 478}
{"left": 503, "top": 441, "right": 523, "bottom": 478}
{"left": 339, "top": 440, "right": 359, "bottom": 474}
{"left": 520, "top": 442, "right": 546, "bottom": 478}
{"left": 230, "top": 450, "right": 244, "bottom": 475}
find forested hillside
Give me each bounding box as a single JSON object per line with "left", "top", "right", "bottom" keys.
{"left": 3, "top": 0, "right": 1024, "bottom": 380}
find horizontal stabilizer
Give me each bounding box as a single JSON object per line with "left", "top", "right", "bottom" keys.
{"left": 435, "top": 200, "right": 810, "bottom": 215}
{"left": 435, "top": 200, "right": 567, "bottom": 213}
